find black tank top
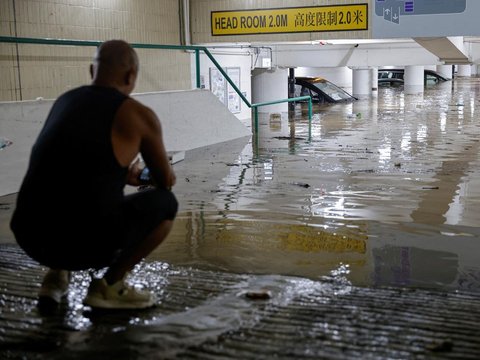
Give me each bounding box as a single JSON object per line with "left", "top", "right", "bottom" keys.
{"left": 12, "top": 85, "right": 129, "bottom": 228}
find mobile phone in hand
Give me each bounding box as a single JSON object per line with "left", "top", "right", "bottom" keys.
{"left": 139, "top": 167, "right": 151, "bottom": 183}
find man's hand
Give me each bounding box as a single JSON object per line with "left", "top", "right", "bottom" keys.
{"left": 126, "top": 158, "right": 144, "bottom": 186}
{"left": 167, "top": 165, "right": 176, "bottom": 189}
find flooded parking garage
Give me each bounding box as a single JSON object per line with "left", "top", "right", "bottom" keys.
{"left": 1, "top": 77, "right": 480, "bottom": 358}
{"left": 163, "top": 77, "right": 480, "bottom": 293}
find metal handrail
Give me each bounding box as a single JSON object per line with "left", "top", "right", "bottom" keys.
{"left": 251, "top": 96, "right": 312, "bottom": 133}
{"left": 0, "top": 36, "right": 312, "bottom": 131}
{"left": 0, "top": 36, "right": 207, "bottom": 90}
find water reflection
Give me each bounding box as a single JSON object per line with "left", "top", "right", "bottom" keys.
{"left": 151, "top": 77, "right": 480, "bottom": 294}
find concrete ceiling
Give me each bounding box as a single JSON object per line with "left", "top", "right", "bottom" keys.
{"left": 414, "top": 37, "right": 470, "bottom": 64}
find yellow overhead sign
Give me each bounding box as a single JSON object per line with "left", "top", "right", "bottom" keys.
{"left": 211, "top": 4, "right": 368, "bottom": 36}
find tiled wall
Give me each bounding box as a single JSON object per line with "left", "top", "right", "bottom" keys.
{"left": 0, "top": 0, "right": 191, "bottom": 101}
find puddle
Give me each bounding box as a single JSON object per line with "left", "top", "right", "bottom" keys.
{"left": 151, "top": 78, "right": 480, "bottom": 294}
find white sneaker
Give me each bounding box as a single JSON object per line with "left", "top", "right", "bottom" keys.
{"left": 83, "top": 277, "right": 155, "bottom": 309}
{"left": 38, "top": 269, "right": 70, "bottom": 304}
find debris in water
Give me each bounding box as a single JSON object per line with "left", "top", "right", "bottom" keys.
{"left": 427, "top": 339, "right": 453, "bottom": 352}
{"left": 244, "top": 290, "right": 272, "bottom": 300}
{"left": 347, "top": 113, "right": 362, "bottom": 119}
{"left": 273, "top": 136, "right": 306, "bottom": 141}
{"left": 0, "top": 138, "right": 12, "bottom": 150}
{"left": 292, "top": 182, "right": 310, "bottom": 188}
{"left": 422, "top": 186, "right": 439, "bottom": 190}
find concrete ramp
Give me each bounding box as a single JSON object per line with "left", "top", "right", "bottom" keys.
{"left": 0, "top": 89, "right": 251, "bottom": 196}
{"left": 133, "top": 89, "right": 251, "bottom": 152}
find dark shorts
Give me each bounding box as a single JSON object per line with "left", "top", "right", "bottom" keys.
{"left": 12, "top": 188, "right": 178, "bottom": 270}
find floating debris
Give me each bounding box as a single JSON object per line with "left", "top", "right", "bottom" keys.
{"left": 273, "top": 136, "right": 306, "bottom": 141}
{"left": 347, "top": 112, "right": 362, "bottom": 119}
{"left": 244, "top": 290, "right": 272, "bottom": 300}
{"left": 354, "top": 169, "right": 375, "bottom": 173}
{"left": 422, "top": 186, "right": 439, "bottom": 190}
{"left": 291, "top": 182, "right": 310, "bottom": 188}
{"left": 0, "top": 138, "right": 12, "bottom": 150}
{"left": 427, "top": 339, "right": 454, "bottom": 352}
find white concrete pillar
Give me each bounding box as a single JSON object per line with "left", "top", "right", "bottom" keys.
{"left": 252, "top": 67, "right": 288, "bottom": 113}
{"left": 352, "top": 68, "right": 371, "bottom": 98}
{"left": 457, "top": 64, "right": 472, "bottom": 77}
{"left": 371, "top": 67, "right": 378, "bottom": 91}
{"left": 436, "top": 65, "right": 453, "bottom": 79}
{"left": 404, "top": 65, "right": 424, "bottom": 94}
{"left": 470, "top": 64, "right": 477, "bottom": 76}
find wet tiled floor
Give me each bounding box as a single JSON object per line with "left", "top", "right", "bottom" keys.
{"left": 1, "top": 244, "right": 480, "bottom": 359}
{"left": 2, "top": 77, "right": 480, "bottom": 358}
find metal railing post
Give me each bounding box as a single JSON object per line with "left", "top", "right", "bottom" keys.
{"left": 308, "top": 98, "right": 312, "bottom": 125}
{"left": 308, "top": 98, "right": 313, "bottom": 141}
{"left": 195, "top": 49, "right": 201, "bottom": 89}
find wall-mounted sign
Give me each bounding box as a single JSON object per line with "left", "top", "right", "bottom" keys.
{"left": 211, "top": 4, "right": 368, "bottom": 36}
{"left": 375, "top": 0, "right": 466, "bottom": 24}
{"left": 373, "top": 0, "right": 480, "bottom": 37}
{"left": 209, "top": 67, "right": 242, "bottom": 114}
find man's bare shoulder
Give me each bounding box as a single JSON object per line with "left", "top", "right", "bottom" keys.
{"left": 121, "top": 97, "right": 156, "bottom": 118}
{"left": 117, "top": 97, "right": 159, "bottom": 129}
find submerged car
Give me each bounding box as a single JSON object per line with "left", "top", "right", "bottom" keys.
{"left": 292, "top": 77, "right": 357, "bottom": 104}
{"left": 378, "top": 69, "right": 451, "bottom": 87}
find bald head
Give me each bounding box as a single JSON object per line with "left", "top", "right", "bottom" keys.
{"left": 90, "top": 40, "right": 139, "bottom": 94}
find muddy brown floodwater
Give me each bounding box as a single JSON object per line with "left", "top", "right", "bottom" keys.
{"left": 2, "top": 78, "right": 480, "bottom": 359}
{"left": 156, "top": 77, "right": 480, "bottom": 294}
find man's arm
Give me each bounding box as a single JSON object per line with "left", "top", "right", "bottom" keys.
{"left": 112, "top": 98, "right": 175, "bottom": 189}
{"left": 138, "top": 106, "right": 176, "bottom": 189}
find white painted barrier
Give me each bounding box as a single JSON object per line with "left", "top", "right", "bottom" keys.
{"left": 0, "top": 89, "right": 251, "bottom": 196}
